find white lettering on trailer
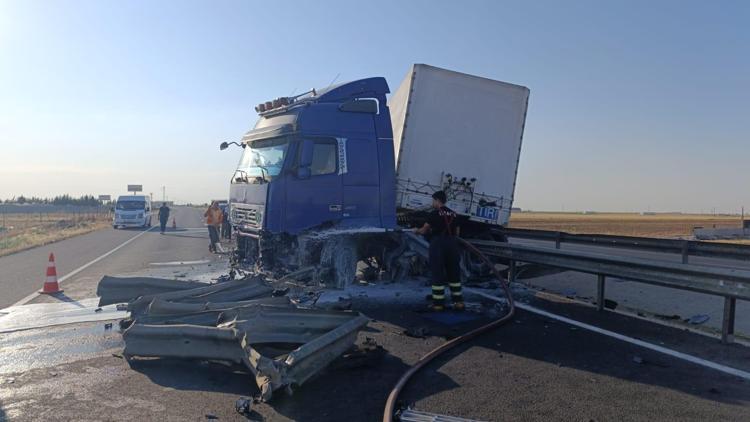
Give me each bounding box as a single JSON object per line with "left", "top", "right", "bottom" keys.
{"left": 337, "top": 138, "right": 348, "bottom": 175}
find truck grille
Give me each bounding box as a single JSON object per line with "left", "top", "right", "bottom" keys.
{"left": 232, "top": 206, "right": 259, "bottom": 228}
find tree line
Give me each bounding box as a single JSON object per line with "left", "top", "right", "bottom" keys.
{"left": 2, "top": 195, "right": 103, "bottom": 206}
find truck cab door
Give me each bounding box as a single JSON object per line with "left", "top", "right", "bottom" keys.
{"left": 284, "top": 138, "right": 343, "bottom": 233}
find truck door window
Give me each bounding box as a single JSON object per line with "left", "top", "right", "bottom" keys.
{"left": 310, "top": 141, "right": 337, "bottom": 176}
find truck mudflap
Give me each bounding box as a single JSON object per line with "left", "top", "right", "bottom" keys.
{"left": 122, "top": 305, "right": 369, "bottom": 401}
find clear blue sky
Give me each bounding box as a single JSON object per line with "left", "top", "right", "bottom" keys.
{"left": 1, "top": 0, "right": 747, "bottom": 212}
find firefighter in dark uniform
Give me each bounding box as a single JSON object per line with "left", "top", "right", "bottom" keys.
{"left": 415, "top": 191, "right": 464, "bottom": 311}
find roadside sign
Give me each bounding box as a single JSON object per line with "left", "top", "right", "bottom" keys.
{"left": 98, "top": 195, "right": 111, "bottom": 201}
{"left": 127, "top": 185, "right": 143, "bottom": 193}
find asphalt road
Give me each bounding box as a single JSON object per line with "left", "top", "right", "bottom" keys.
{"left": 1, "top": 289, "right": 748, "bottom": 421}
{"left": 510, "top": 237, "right": 750, "bottom": 336}
{"left": 0, "top": 206, "right": 218, "bottom": 308}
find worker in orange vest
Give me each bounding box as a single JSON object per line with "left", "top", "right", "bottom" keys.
{"left": 204, "top": 201, "right": 224, "bottom": 253}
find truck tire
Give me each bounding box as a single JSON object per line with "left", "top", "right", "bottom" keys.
{"left": 319, "top": 236, "right": 358, "bottom": 289}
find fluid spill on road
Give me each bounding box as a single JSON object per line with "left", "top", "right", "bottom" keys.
{"left": 0, "top": 322, "right": 123, "bottom": 374}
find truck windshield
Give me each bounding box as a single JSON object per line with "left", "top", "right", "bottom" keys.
{"left": 116, "top": 201, "right": 145, "bottom": 210}
{"left": 234, "top": 138, "right": 288, "bottom": 183}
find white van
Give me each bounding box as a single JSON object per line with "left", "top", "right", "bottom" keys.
{"left": 113, "top": 195, "right": 152, "bottom": 229}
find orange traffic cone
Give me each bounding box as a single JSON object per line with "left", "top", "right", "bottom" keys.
{"left": 40, "top": 252, "right": 63, "bottom": 294}
{"left": 172, "top": 217, "right": 176, "bottom": 229}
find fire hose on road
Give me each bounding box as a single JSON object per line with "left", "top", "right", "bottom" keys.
{"left": 383, "top": 237, "right": 516, "bottom": 422}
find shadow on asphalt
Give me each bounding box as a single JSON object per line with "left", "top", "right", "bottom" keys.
{"left": 44, "top": 291, "right": 85, "bottom": 308}
{"left": 161, "top": 234, "right": 208, "bottom": 240}
{"left": 127, "top": 359, "right": 254, "bottom": 395}
{"left": 113, "top": 226, "right": 152, "bottom": 232}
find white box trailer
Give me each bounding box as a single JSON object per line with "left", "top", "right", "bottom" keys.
{"left": 389, "top": 64, "right": 529, "bottom": 226}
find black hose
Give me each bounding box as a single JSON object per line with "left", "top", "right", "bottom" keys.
{"left": 382, "top": 238, "right": 516, "bottom": 422}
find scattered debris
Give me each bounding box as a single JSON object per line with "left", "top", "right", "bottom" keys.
{"left": 235, "top": 397, "right": 254, "bottom": 418}
{"left": 205, "top": 413, "right": 218, "bottom": 420}
{"left": 94, "top": 307, "right": 102, "bottom": 313}
{"left": 104, "top": 322, "right": 113, "bottom": 330}
{"left": 116, "top": 304, "right": 128, "bottom": 311}
{"left": 332, "top": 338, "right": 386, "bottom": 370}
{"left": 272, "top": 287, "right": 290, "bottom": 297}
{"left": 655, "top": 313, "right": 681, "bottom": 321}
{"left": 404, "top": 326, "right": 430, "bottom": 338}
{"left": 319, "top": 296, "right": 352, "bottom": 311}
{"left": 215, "top": 274, "right": 234, "bottom": 283}
{"left": 687, "top": 314, "right": 710, "bottom": 325}
{"left": 399, "top": 408, "right": 485, "bottom": 422}
{"left": 604, "top": 299, "right": 618, "bottom": 310}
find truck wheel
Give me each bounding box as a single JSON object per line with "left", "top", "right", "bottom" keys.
{"left": 320, "top": 236, "right": 358, "bottom": 289}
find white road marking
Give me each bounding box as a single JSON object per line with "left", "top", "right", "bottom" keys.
{"left": 466, "top": 288, "right": 750, "bottom": 381}
{"left": 149, "top": 260, "right": 211, "bottom": 266}
{"left": 12, "top": 227, "right": 157, "bottom": 307}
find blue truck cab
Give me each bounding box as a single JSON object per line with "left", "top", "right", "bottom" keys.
{"left": 228, "top": 78, "right": 397, "bottom": 263}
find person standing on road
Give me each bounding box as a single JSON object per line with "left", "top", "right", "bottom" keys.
{"left": 157, "top": 203, "right": 170, "bottom": 234}
{"left": 221, "top": 204, "right": 231, "bottom": 240}
{"left": 415, "top": 191, "right": 464, "bottom": 312}
{"left": 204, "top": 202, "right": 223, "bottom": 253}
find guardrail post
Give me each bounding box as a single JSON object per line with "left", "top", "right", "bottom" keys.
{"left": 681, "top": 241, "right": 689, "bottom": 264}
{"left": 596, "top": 274, "right": 606, "bottom": 312}
{"left": 555, "top": 232, "right": 561, "bottom": 249}
{"left": 722, "top": 297, "right": 736, "bottom": 344}
{"left": 508, "top": 260, "right": 516, "bottom": 284}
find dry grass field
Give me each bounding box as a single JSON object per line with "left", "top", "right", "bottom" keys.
{"left": 0, "top": 212, "right": 111, "bottom": 257}
{"left": 509, "top": 212, "right": 743, "bottom": 239}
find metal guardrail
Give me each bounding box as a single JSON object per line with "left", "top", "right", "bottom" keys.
{"left": 494, "top": 227, "right": 750, "bottom": 263}
{"left": 470, "top": 240, "right": 750, "bottom": 344}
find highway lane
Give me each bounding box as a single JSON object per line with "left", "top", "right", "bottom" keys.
{"left": 509, "top": 237, "right": 750, "bottom": 336}
{"left": 0, "top": 206, "right": 220, "bottom": 308}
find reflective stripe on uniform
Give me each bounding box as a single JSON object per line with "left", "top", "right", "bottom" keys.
{"left": 432, "top": 294, "right": 445, "bottom": 300}
{"left": 449, "top": 283, "right": 462, "bottom": 288}
{"left": 450, "top": 291, "right": 463, "bottom": 296}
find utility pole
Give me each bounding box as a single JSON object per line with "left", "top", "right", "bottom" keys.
{"left": 742, "top": 206, "right": 745, "bottom": 229}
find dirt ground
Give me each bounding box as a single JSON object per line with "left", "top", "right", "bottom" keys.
{"left": 509, "top": 212, "right": 744, "bottom": 238}
{"left": 0, "top": 213, "right": 110, "bottom": 257}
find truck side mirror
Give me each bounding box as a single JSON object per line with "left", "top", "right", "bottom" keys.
{"left": 297, "top": 167, "right": 311, "bottom": 179}
{"left": 219, "top": 142, "right": 229, "bottom": 150}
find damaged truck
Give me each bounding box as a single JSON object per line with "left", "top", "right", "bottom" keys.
{"left": 221, "top": 64, "right": 529, "bottom": 287}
